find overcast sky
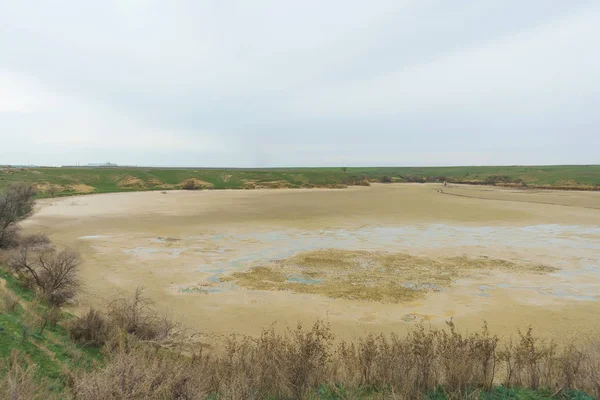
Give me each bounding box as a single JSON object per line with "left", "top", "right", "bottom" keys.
{"left": 1, "top": 1, "right": 599, "bottom": 167}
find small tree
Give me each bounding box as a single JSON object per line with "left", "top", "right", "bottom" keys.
{"left": 9, "top": 234, "right": 80, "bottom": 306}
{"left": 0, "top": 184, "right": 36, "bottom": 248}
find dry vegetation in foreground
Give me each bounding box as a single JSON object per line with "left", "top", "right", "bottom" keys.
{"left": 2, "top": 252, "right": 599, "bottom": 399}
{"left": 2, "top": 266, "right": 600, "bottom": 400}
{"left": 222, "top": 249, "right": 557, "bottom": 303}
{"left": 5, "top": 297, "right": 600, "bottom": 400}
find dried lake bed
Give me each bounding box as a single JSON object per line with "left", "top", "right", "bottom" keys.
{"left": 23, "top": 184, "right": 600, "bottom": 341}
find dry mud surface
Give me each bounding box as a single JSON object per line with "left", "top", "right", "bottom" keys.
{"left": 24, "top": 184, "right": 600, "bottom": 342}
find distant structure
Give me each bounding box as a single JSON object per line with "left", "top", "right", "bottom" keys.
{"left": 0, "top": 164, "right": 37, "bottom": 168}
{"left": 88, "top": 162, "right": 118, "bottom": 167}
{"left": 61, "top": 162, "right": 120, "bottom": 168}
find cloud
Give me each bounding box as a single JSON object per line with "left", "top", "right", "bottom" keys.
{"left": 0, "top": 1, "right": 598, "bottom": 166}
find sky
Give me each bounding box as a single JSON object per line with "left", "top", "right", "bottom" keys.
{"left": 1, "top": 0, "right": 599, "bottom": 167}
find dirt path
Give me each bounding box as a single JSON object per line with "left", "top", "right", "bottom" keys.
{"left": 440, "top": 185, "right": 600, "bottom": 210}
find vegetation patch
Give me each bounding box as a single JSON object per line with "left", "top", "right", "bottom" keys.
{"left": 116, "top": 175, "right": 146, "bottom": 189}
{"left": 223, "top": 249, "right": 557, "bottom": 303}
{"left": 243, "top": 179, "right": 294, "bottom": 189}
{"left": 1, "top": 165, "right": 599, "bottom": 198}
{"left": 180, "top": 178, "right": 213, "bottom": 190}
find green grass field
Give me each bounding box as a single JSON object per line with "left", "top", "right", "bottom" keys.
{"left": 0, "top": 269, "right": 101, "bottom": 394}
{"left": 0, "top": 165, "right": 599, "bottom": 197}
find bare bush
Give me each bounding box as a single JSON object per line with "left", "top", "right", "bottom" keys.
{"left": 380, "top": 175, "right": 392, "bottom": 183}
{"left": 106, "top": 287, "right": 166, "bottom": 340}
{"left": 68, "top": 309, "right": 109, "bottom": 347}
{"left": 181, "top": 179, "right": 199, "bottom": 190}
{"left": 499, "top": 328, "right": 557, "bottom": 389}
{"left": 9, "top": 234, "right": 80, "bottom": 306}
{"left": 47, "top": 185, "right": 60, "bottom": 198}
{"left": 0, "top": 183, "right": 36, "bottom": 249}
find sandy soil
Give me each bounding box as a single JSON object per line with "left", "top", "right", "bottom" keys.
{"left": 23, "top": 184, "right": 600, "bottom": 342}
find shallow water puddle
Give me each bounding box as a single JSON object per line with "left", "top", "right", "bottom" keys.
{"left": 114, "top": 223, "right": 600, "bottom": 303}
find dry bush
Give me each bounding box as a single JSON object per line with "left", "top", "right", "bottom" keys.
{"left": 350, "top": 177, "right": 371, "bottom": 186}
{"left": 68, "top": 309, "right": 109, "bottom": 347}
{"left": 106, "top": 287, "right": 158, "bottom": 339}
{"left": 580, "top": 338, "right": 600, "bottom": 398}
{"left": 68, "top": 290, "right": 182, "bottom": 349}
{"left": 207, "top": 321, "right": 333, "bottom": 399}
{"left": 72, "top": 340, "right": 210, "bottom": 400}
{"left": 47, "top": 185, "right": 60, "bottom": 198}
{"left": 285, "top": 321, "right": 333, "bottom": 397}
{"left": 0, "top": 351, "right": 61, "bottom": 400}
{"left": 105, "top": 287, "right": 180, "bottom": 341}
{"left": 65, "top": 320, "right": 600, "bottom": 399}
{"left": 181, "top": 179, "right": 199, "bottom": 190}
{"left": 435, "top": 320, "right": 498, "bottom": 394}
{"left": 499, "top": 328, "right": 557, "bottom": 390}
{"left": 8, "top": 234, "right": 80, "bottom": 306}
{"left": 380, "top": 175, "right": 392, "bottom": 183}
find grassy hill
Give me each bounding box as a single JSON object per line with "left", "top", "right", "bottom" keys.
{"left": 0, "top": 165, "right": 599, "bottom": 197}
{"left": 0, "top": 269, "right": 101, "bottom": 396}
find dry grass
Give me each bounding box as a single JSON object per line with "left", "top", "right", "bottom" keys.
{"left": 3, "top": 292, "right": 600, "bottom": 400}
{"left": 63, "top": 320, "right": 600, "bottom": 399}
{"left": 1, "top": 291, "right": 20, "bottom": 313}
{"left": 0, "top": 351, "right": 61, "bottom": 400}
{"left": 116, "top": 176, "right": 146, "bottom": 189}
{"left": 223, "top": 249, "right": 557, "bottom": 303}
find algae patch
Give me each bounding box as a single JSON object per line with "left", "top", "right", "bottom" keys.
{"left": 222, "top": 249, "right": 557, "bottom": 303}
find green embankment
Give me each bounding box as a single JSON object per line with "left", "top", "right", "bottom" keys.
{"left": 0, "top": 165, "right": 599, "bottom": 197}
{"left": 0, "top": 269, "right": 101, "bottom": 393}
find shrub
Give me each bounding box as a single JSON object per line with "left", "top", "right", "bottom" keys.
{"left": 0, "top": 183, "right": 37, "bottom": 249}
{"left": 380, "top": 175, "right": 392, "bottom": 183}
{"left": 181, "top": 179, "right": 199, "bottom": 190}
{"left": 9, "top": 234, "right": 80, "bottom": 307}
{"left": 47, "top": 185, "right": 60, "bottom": 198}
{"left": 68, "top": 309, "right": 109, "bottom": 347}
{"left": 484, "top": 175, "right": 510, "bottom": 185}
{"left": 105, "top": 287, "right": 180, "bottom": 341}
{"left": 350, "top": 177, "right": 371, "bottom": 186}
